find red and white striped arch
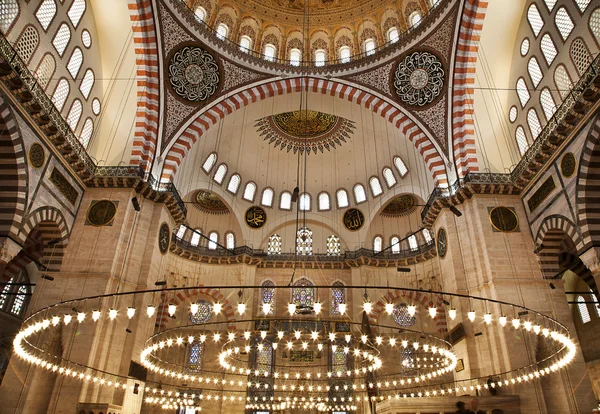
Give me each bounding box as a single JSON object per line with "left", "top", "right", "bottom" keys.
{"left": 160, "top": 78, "right": 449, "bottom": 186}
{"left": 451, "top": 0, "right": 488, "bottom": 177}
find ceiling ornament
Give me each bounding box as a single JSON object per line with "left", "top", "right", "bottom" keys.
{"left": 193, "top": 190, "right": 229, "bottom": 215}
{"left": 255, "top": 110, "right": 355, "bottom": 154}
{"left": 381, "top": 195, "right": 417, "bottom": 218}
{"left": 168, "top": 46, "right": 220, "bottom": 103}
{"left": 393, "top": 51, "right": 445, "bottom": 107}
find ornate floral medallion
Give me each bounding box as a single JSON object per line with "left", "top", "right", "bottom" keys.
{"left": 255, "top": 110, "right": 355, "bottom": 154}
{"left": 168, "top": 46, "right": 220, "bottom": 103}
{"left": 393, "top": 51, "right": 445, "bottom": 107}
{"left": 381, "top": 194, "right": 417, "bottom": 217}
{"left": 28, "top": 143, "right": 45, "bottom": 168}
{"left": 86, "top": 200, "right": 117, "bottom": 226}
{"left": 193, "top": 190, "right": 229, "bottom": 215}
{"left": 560, "top": 153, "right": 576, "bottom": 178}
{"left": 489, "top": 207, "right": 519, "bottom": 232}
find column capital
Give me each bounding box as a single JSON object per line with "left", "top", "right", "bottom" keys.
{"left": 580, "top": 248, "right": 600, "bottom": 275}
{"left": 0, "top": 237, "right": 22, "bottom": 265}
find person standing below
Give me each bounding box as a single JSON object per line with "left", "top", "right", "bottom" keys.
{"left": 455, "top": 401, "right": 468, "bottom": 413}
{"left": 470, "top": 398, "right": 485, "bottom": 414}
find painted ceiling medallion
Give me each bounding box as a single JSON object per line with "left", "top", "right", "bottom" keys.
{"left": 193, "top": 190, "right": 229, "bottom": 215}
{"left": 393, "top": 51, "right": 445, "bottom": 107}
{"left": 168, "top": 46, "right": 220, "bottom": 103}
{"left": 255, "top": 110, "right": 355, "bottom": 154}
{"left": 381, "top": 194, "right": 417, "bottom": 217}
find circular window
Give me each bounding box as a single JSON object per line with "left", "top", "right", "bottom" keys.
{"left": 392, "top": 304, "right": 416, "bottom": 327}
{"left": 520, "top": 38, "right": 530, "bottom": 56}
{"left": 82, "top": 30, "right": 92, "bottom": 48}
{"left": 92, "top": 98, "right": 101, "bottom": 115}
{"left": 509, "top": 106, "right": 518, "bottom": 123}
{"left": 190, "top": 300, "right": 213, "bottom": 324}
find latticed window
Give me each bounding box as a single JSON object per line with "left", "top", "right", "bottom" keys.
{"left": 190, "top": 300, "right": 212, "bottom": 324}
{"left": 0, "top": 272, "right": 30, "bottom": 318}
{"left": 92, "top": 98, "right": 101, "bottom": 115}
{"left": 527, "top": 57, "right": 543, "bottom": 87}
{"left": 35, "top": 54, "right": 56, "bottom": 90}
{"left": 326, "top": 235, "right": 341, "bottom": 255}
{"left": 290, "top": 48, "right": 301, "bottom": 66}
{"left": 68, "top": 0, "right": 86, "bottom": 27}
{"left": 339, "top": 46, "right": 351, "bottom": 63}
{"left": 520, "top": 38, "right": 530, "bottom": 56}
{"left": 240, "top": 35, "right": 252, "bottom": 52}
{"left": 81, "top": 29, "right": 92, "bottom": 48}
{"left": 36, "top": 0, "right": 57, "bottom": 31}
{"left": 176, "top": 225, "right": 186, "bottom": 239}
{"left": 202, "top": 153, "right": 217, "bottom": 172}
{"left": 10, "top": 285, "right": 27, "bottom": 316}
{"left": 195, "top": 6, "right": 206, "bottom": 21}
{"left": 52, "top": 23, "right": 71, "bottom": 57}
{"left": 570, "top": 38, "right": 591, "bottom": 75}
{"left": 540, "top": 88, "right": 557, "bottom": 121}
{"left": 216, "top": 23, "right": 229, "bottom": 39}
{"left": 208, "top": 232, "right": 218, "bottom": 250}
{"left": 387, "top": 27, "right": 399, "bottom": 43}
{"left": 267, "top": 234, "right": 282, "bottom": 254}
{"left": 408, "top": 235, "right": 418, "bottom": 251}
{"left": 292, "top": 278, "right": 314, "bottom": 309}
{"left": 401, "top": 347, "right": 416, "bottom": 377}
{"left": 373, "top": 236, "right": 382, "bottom": 253}
{"left": 554, "top": 64, "right": 573, "bottom": 99}
{"left": 66, "top": 99, "right": 83, "bottom": 131}
{"left": 527, "top": 4, "right": 544, "bottom": 38}
{"left": 555, "top": 7, "right": 574, "bottom": 41}
{"left": 336, "top": 189, "right": 349, "bottom": 208}
{"left": 264, "top": 44, "right": 276, "bottom": 61}
{"left": 369, "top": 177, "right": 383, "bottom": 197}
{"left": 394, "top": 156, "right": 408, "bottom": 177}
{"left": 331, "top": 345, "right": 347, "bottom": 376}
{"left": 509, "top": 106, "right": 518, "bottom": 123}
{"left": 589, "top": 288, "right": 600, "bottom": 318}
{"left": 243, "top": 182, "right": 257, "bottom": 201}
{"left": 527, "top": 108, "right": 542, "bottom": 140}
{"left": 226, "top": 232, "right": 235, "bottom": 249}
{"left": 261, "top": 188, "right": 274, "bottom": 207}
{"left": 383, "top": 167, "right": 397, "bottom": 188}
{"left": 256, "top": 342, "right": 273, "bottom": 373}
{"left": 543, "top": 0, "right": 557, "bottom": 11}
{"left": 591, "top": 9, "right": 600, "bottom": 46}
{"left": 577, "top": 296, "right": 591, "bottom": 324}
{"left": 575, "top": 0, "right": 591, "bottom": 13}
{"left": 540, "top": 34, "right": 557, "bottom": 66}
{"left": 260, "top": 280, "right": 275, "bottom": 314}
{"left": 227, "top": 174, "right": 241, "bottom": 194}
{"left": 299, "top": 193, "right": 311, "bottom": 211}
{"left": 516, "top": 126, "right": 529, "bottom": 156}
{"left": 318, "top": 192, "right": 330, "bottom": 211}
{"left": 52, "top": 78, "right": 70, "bottom": 111}
{"left": 213, "top": 163, "right": 227, "bottom": 184}
{"left": 0, "top": 0, "right": 19, "bottom": 34}
{"left": 280, "top": 191, "right": 292, "bottom": 210}
{"left": 16, "top": 26, "right": 39, "bottom": 64}
{"left": 190, "top": 229, "right": 201, "bottom": 246}
{"left": 186, "top": 343, "right": 204, "bottom": 372}
{"left": 393, "top": 304, "right": 416, "bottom": 327}
{"left": 364, "top": 39, "right": 376, "bottom": 56}
{"left": 79, "top": 69, "right": 95, "bottom": 99}
{"left": 296, "top": 227, "right": 313, "bottom": 255}
{"left": 516, "top": 77, "right": 530, "bottom": 107}
{"left": 331, "top": 282, "right": 345, "bottom": 314}
{"left": 353, "top": 184, "right": 367, "bottom": 204}
{"left": 0, "top": 277, "right": 12, "bottom": 309}
{"left": 67, "top": 47, "right": 83, "bottom": 78}
{"left": 391, "top": 236, "right": 400, "bottom": 253}
{"left": 315, "top": 49, "right": 326, "bottom": 66}
{"left": 79, "top": 118, "right": 93, "bottom": 147}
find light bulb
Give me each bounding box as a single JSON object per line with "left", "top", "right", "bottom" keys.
{"left": 261, "top": 331, "right": 267, "bottom": 339}
{"left": 277, "top": 331, "right": 284, "bottom": 340}
{"left": 345, "top": 334, "right": 351, "bottom": 343}
{"left": 533, "top": 325, "right": 541, "bottom": 335}
{"left": 385, "top": 303, "right": 394, "bottom": 315}
{"left": 428, "top": 307, "right": 437, "bottom": 318}
{"left": 262, "top": 303, "right": 271, "bottom": 314}
{"left": 314, "top": 302, "right": 322, "bottom": 314}
{"left": 147, "top": 305, "right": 156, "bottom": 317}
{"left": 407, "top": 305, "right": 416, "bottom": 317}
{"left": 512, "top": 318, "right": 520, "bottom": 329}
{"left": 213, "top": 303, "right": 222, "bottom": 314}
{"left": 77, "top": 312, "right": 85, "bottom": 323}
{"left": 467, "top": 310, "right": 476, "bottom": 322}
{"left": 318, "top": 343, "right": 323, "bottom": 351}
{"left": 52, "top": 316, "right": 60, "bottom": 326}
{"left": 523, "top": 321, "right": 532, "bottom": 331}
{"left": 389, "top": 337, "right": 396, "bottom": 346}
{"left": 228, "top": 332, "right": 235, "bottom": 341}
{"left": 237, "top": 303, "right": 246, "bottom": 315}
{"left": 413, "top": 342, "right": 419, "bottom": 350}
{"left": 311, "top": 331, "right": 319, "bottom": 340}
{"left": 213, "top": 333, "right": 221, "bottom": 342}
{"left": 448, "top": 308, "right": 457, "bottom": 320}
{"left": 338, "top": 303, "right": 347, "bottom": 315}
{"left": 64, "top": 314, "right": 72, "bottom": 325}
{"left": 329, "top": 333, "right": 336, "bottom": 341}
{"left": 363, "top": 302, "right": 372, "bottom": 314}
{"left": 272, "top": 343, "right": 278, "bottom": 349}
{"left": 484, "top": 313, "right": 492, "bottom": 324}
{"left": 361, "top": 335, "right": 367, "bottom": 343}
{"left": 294, "top": 331, "right": 301, "bottom": 339}
{"left": 190, "top": 303, "right": 199, "bottom": 315}
{"left": 109, "top": 309, "right": 118, "bottom": 320}
{"left": 244, "top": 331, "right": 251, "bottom": 340}
{"left": 375, "top": 336, "right": 382, "bottom": 345}
{"left": 499, "top": 316, "right": 507, "bottom": 327}
{"left": 167, "top": 304, "right": 176, "bottom": 316}
{"left": 127, "top": 307, "right": 136, "bottom": 319}
{"left": 288, "top": 303, "right": 296, "bottom": 315}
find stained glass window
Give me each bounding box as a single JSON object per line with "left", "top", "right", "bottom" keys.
{"left": 390, "top": 236, "right": 400, "bottom": 253}
{"left": 264, "top": 44, "right": 276, "bottom": 61}
{"left": 256, "top": 342, "right": 273, "bottom": 372}
{"left": 260, "top": 280, "right": 275, "bottom": 315}
{"left": 189, "top": 300, "right": 213, "bottom": 324}
{"left": 240, "top": 35, "right": 252, "bottom": 52}
{"left": 195, "top": 6, "right": 206, "bottom": 21}
{"left": 243, "top": 182, "right": 257, "bottom": 202}
{"left": 393, "top": 304, "right": 416, "bottom": 327}
{"left": 315, "top": 49, "right": 326, "bottom": 66}
{"left": 216, "top": 23, "right": 229, "bottom": 40}
{"left": 191, "top": 229, "right": 201, "bottom": 246}
{"left": 577, "top": 296, "right": 591, "bottom": 324}
{"left": 589, "top": 288, "right": 600, "bottom": 318}
{"left": 10, "top": 285, "right": 27, "bottom": 316}
{"left": 290, "top": 48, "right": 301, "bottom": 66}
{"left": 208, "top": 232, "right": 218, "bottom": 250}
{"left": 186, "top": 343, "right": 204, "bottom": 372}
{"left": 299, "top": 193, "right": 311, "bottom": 211}
{"left": 408, "top": 235, "right": 418, "bottom": 251}
{"left": 331, "top": 345, "right": 347, "bottom": 376}
{"left": 409, "top": 12, "right": 422, "bottom": 27}
{"left": 292, "top": 278, "right": 314, "bottom": 310}
{"left": 423, "top": 228, "right": 432, "bottom": 243}
{"left": 336, "top": 189, "right": 349, "bottom": 208}
{"left": 388, "top": 27, "right": 399, "bottom": 43}
{"left": 296, "top": 227, "right": 313, "bottom": 255}
{"left": 0, "top": 277, "right": 13, "bottom": 309}
{"left": 331, "top": 282, "right": 345, "bottom": 315}
{"left": 326, "top": 235, "right": 341, "bottom": 255}
{"left": 267, "top": 234, "right": 282, "bottom": 254}
{"left": 400, "top": 347, "right": 416, "bottom": 377}
{"left": 339, "top": 46, "right": 351, "bottom": 63}
{"left": 364, "top": 39, "right": 375, "bottom": 55}
{"left": 176, "top": 225, "right": 186, "bottom": 239}
{"left": 394, "top": 156, "right": 409, "bottom": 177}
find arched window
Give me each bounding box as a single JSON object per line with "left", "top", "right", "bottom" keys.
{"left": 570, "top": 38, "right": 591, "bottom": 75}
{"left": 256, "top": 341, "right": 274, "bottom": 373}
{"left": 67, "top": 47, "right": 83, "bottom": 79}
{"left": 408, "top": 235, "right": 418, "bottom": 251}
{"left": 331, "top": 282, "right": 345, "bottom": 314}
{"left": 10, "top": 285, "right": 28, "bottom": 317}
{"left": 79, "top": 118, "right": 93, "bottom": 147}
{"left": 243, "top": 182, "right": 257, "bottom": 202}
{"left": 575, "top": 0, "right": 591, "bottom": 12}
{"left": 527, "top": 108, "right": 542, "bottom": 140}
{"left": 226, "top": 232, "right": 235, "bottom": 249}
{"left": 216, "top": 23, "right": 229, "bottom": 40}
{"left": 423, "top": 228, "right": 432, "bottom": 243}
{"left": 540, "top": 34, "right": 557, "bottom": 66}
{"left": 51, "top": 78, "right": 70, "bottom": 111}
{"left": 527, "top": 4, "right": 544, "bottom": 38}
{"left": 336, "top": 189, "right": 349, "bottom": 208}
{"left": 81, "top": 29, "right": 92, "bottom": 48}
{"left": 280, "top": 191, "right": 292, "bottom": 210}
{"left": 394, "top": 156, "right": 409, "bottom": 177}
{"left": 239, "top": 35, "right": 252, "bottom": 52}
{"left": 190, "top": 300, "right": 212, "bottom": 324}
{"left": 0, "top": 0, "right": 19, "bottom": 34}
{"left": 516, "top": 77, "right": 530, "bottom": 107}
{"left": 79, "top": 69, "right": 95, "bottom": 99}
{"left": 36, "top": 0, "right": 57, "bottom": 31}
{"left": 260, "top": 280, "right": 275, "bottom": 314}
{"left": 267, "top": 234, "right": 282, "bottom": 254}
{"left": 299, "top": 193, "right": 311, "bottom": 211}
{"left": 554, "top": 64, "right": 573, "bottom": 99}
{"left": 390, "top": 236, "right": 400, "bottom": 254}
{"left": 364, "top": 38, "right": 376, "bottom": 56}
{"left": 67, "top": 0, "right": 86, "bottom": 28}
{"left": 577, "top": 295, "right": 591, "bottom": 324}
{"left": 353, "top": 184, "right": 367, "bottom": 204}
{"left": 66, "top": 99, "right": 83, "bottom": 131}
{"left": 92, "top": 98, "right": 101, "bottom": 115}
{"left": 373, "top": 236, "right": 383, "bottom": 253}
{"left": 318, "top": 192, "right": 330, "bottom": 211}
{"left": 52, "top": 23, "right": 71, "bottom": 56}
{"left": 202, "top": 153, "right": 217, "bottom": 173}
{"left": 0, "top": 271, "right": 30, "bottom": 318}
{"left": 540, "top": 88, "right": 557, "bottom": 121}
{"left": 208, "top": 231, "right": 218, "bottom": 250}
{"left": 35, "top": 53, "right": 56, "bottom": 90}
{"left": 264, "top": 43, "right": 276, "bottom": 61}
{"left": 520, "top": 38, "right": 530, "bottom": 56}
{"left": 291, "top": 278, "right": 314, "bottom": 309}
{"left": 213, "top": 163, "right": 227, "bottom": 184}
{"left": 289, "top": 48, "right": 301, "bottom": 66}
{"left": 339, "top": 46, "right": 351, "bottom": 63}
{"left": 383, "top": 167, "right": 397, "bottom": 188}
{"left": 16, "top": 26, "right": 39, "bottom": 63}
{"left": 195, "top": 6, "right": 206, "bottom": 22}
{"left": 527, "top": 57, "right": 543, "bottom": 87}
{"left": 326, "top": 235, "right": 341, "bottom": 255}
{"left": 387, "top": 27, "right": 399, "bottom": 43}
{"left": 516, "top": 126, "right": 529, "bottom": 156}
{"left": 369, "top": 177, "right": 383, "bottom": 197}
{"left": 509, "top": 106, "right": 518, "bottom": 123}
{"left": 227, "top": 174, "right": 241, "bottom": 194}
{"left": 0, "top": 277, "right": 13, "bottom": 310}
{"left": 589, "top": 288, "right": 600, "bottom": 318}
{"left": 186, "top": 343, "right": 204, "bottom": 372}
{"left": 591, "top": 9, "right": 600, "bottom": 46}
{"left": 296, "top": 227, "right": 313, "bottom": 255}
{"left": 315, "top": 49, "right": 326, "bottom": 66}
{"left": 261, "top": 188, "right": 274, "bottom": 207}
{"left": 176, "top": 225, "right": 186, "bottom": 239}
{"left": 190, "top": 229, "right": 201, "bottom": 246}
{"left": 555, "top": 7, "right": 574, "bottom": 41}
{"left": 409, "top": 12, "right": 422, "bottom": 27}
{"left": 331, "top": 342, "right": 347, "bottom": 376}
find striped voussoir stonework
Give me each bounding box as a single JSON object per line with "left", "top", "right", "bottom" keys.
{"left": 576, "top": 113, "right": 600, "bottom": 250}
{"left": 162, "top": 78, "right": 448, "bottom": 186}
{"left": 1, "top": 228, "right": 44, "bottom": 283}
{"left": 18, "top": 206, "right": 69, "bottom": 271}
{"left": 370, "top": 289, "right": 448, "bottom": 333}
{"left": 156, "top": 286, "right": 236, "bottom": 330}
{"left": 451, "top": 0, "right": 488, "bottom": 177}
{"left": 0, "top": 95, "right": 27, "bottom": 240}
{"left": 128, "top": 0, "right": 160, "bottom": 173}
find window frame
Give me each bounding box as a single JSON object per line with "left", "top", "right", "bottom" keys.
{"left": 226, "top": 173, "right": 241, "bottom": 195}
{"left": 52, "top": 22, "right": 71, "bottom": 57}
{"left": 242, "top": 181, "right": 257, "bottom": 202}
{"left": 261, "top": 187, "right": 275, "bottom": 208}
{"left": 353, "top": 183, "right": 367, "bottom": 204}
{"left": 318, "top": 191, "right": 331, "bottom": 212}
{"left": 35, "top": 0, "right": 58, "bottom": 32}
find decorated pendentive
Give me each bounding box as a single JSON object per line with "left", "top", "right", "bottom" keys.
{"left": 255, "top": 110, "right": 355, "bottom": 154}
{"left": 343, "top": 208, "right": 365, "bottom": 231}
{"left": 393, "top": 50, "right": 445, "bottom": 108}
{"left": 245, "top": 206, "right": 267, "bottom": 229}
{"left": 168, "top": 45, "right": 220, "bottom": 103}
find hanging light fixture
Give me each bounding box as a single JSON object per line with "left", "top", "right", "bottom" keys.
{"left": 407, "top": 305, "right": 416, "bottom": 317}
{"left": 484, "top": 313, "right": 492, "bottom": 324}
{"left": 467, "top": 310, "right": 476, "bottom": 322}
{"left": 428, "top": 307, "right": 437, "bottom": 318}
{"left": 338, "top": 303, "right": 347, "bottom": 315}
{"left": 190, "top": 303, "right": 199, "bottom": 315}
{"left": 262, "top": 303, "right": 271, "bottom": 314}
{"left": 288, "top": 303, "right": 297, "bottom": 315}
{"left": 499, "top": 315, "right": 507, "bottom": 327}
{"left": 109, "top": 309, "right": 118, "bottom": 320}
{"left": 92, "top": 310, "right": 101, "bottom": 322}
{"left": 147, "top": 305, "right": 156, "bottom": 317}
{"left": 127, "top": 307, "right": 136, "bottom": 319}
{"left": 77, "top": 312, "right": 85, "bottom": 323}
{"left": 237, "top": 303, "right": 247, "bottom": 315}
{"left": 448, "top": 308, "right": 457, "bottom": 320}
{"left": 385, "top": 303, "right": 394, "bottom": 315}
{"left": 213, "top": 303, "right": 222, "bottom": 314}
{"left": 167, "top": 304, "right": 176, "bottom": 317}
{"left": 314, "top": 302, "right": 322, "bottom": 314}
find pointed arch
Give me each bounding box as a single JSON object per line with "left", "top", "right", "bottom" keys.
{"left": 576, "top": 114, "right": 600, "bottom": 250}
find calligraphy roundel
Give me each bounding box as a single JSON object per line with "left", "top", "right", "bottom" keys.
{"left": 168, "top": 46, "right": 220, "bottom": 103}
{"left": 343, "top": 208, "right": 365, "bottom": 231}
{"left": 245, "top": 206, "right": 267, "bottom": 229}
{"left": 393, "top": 50, "right": 445, "bottom": 108}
